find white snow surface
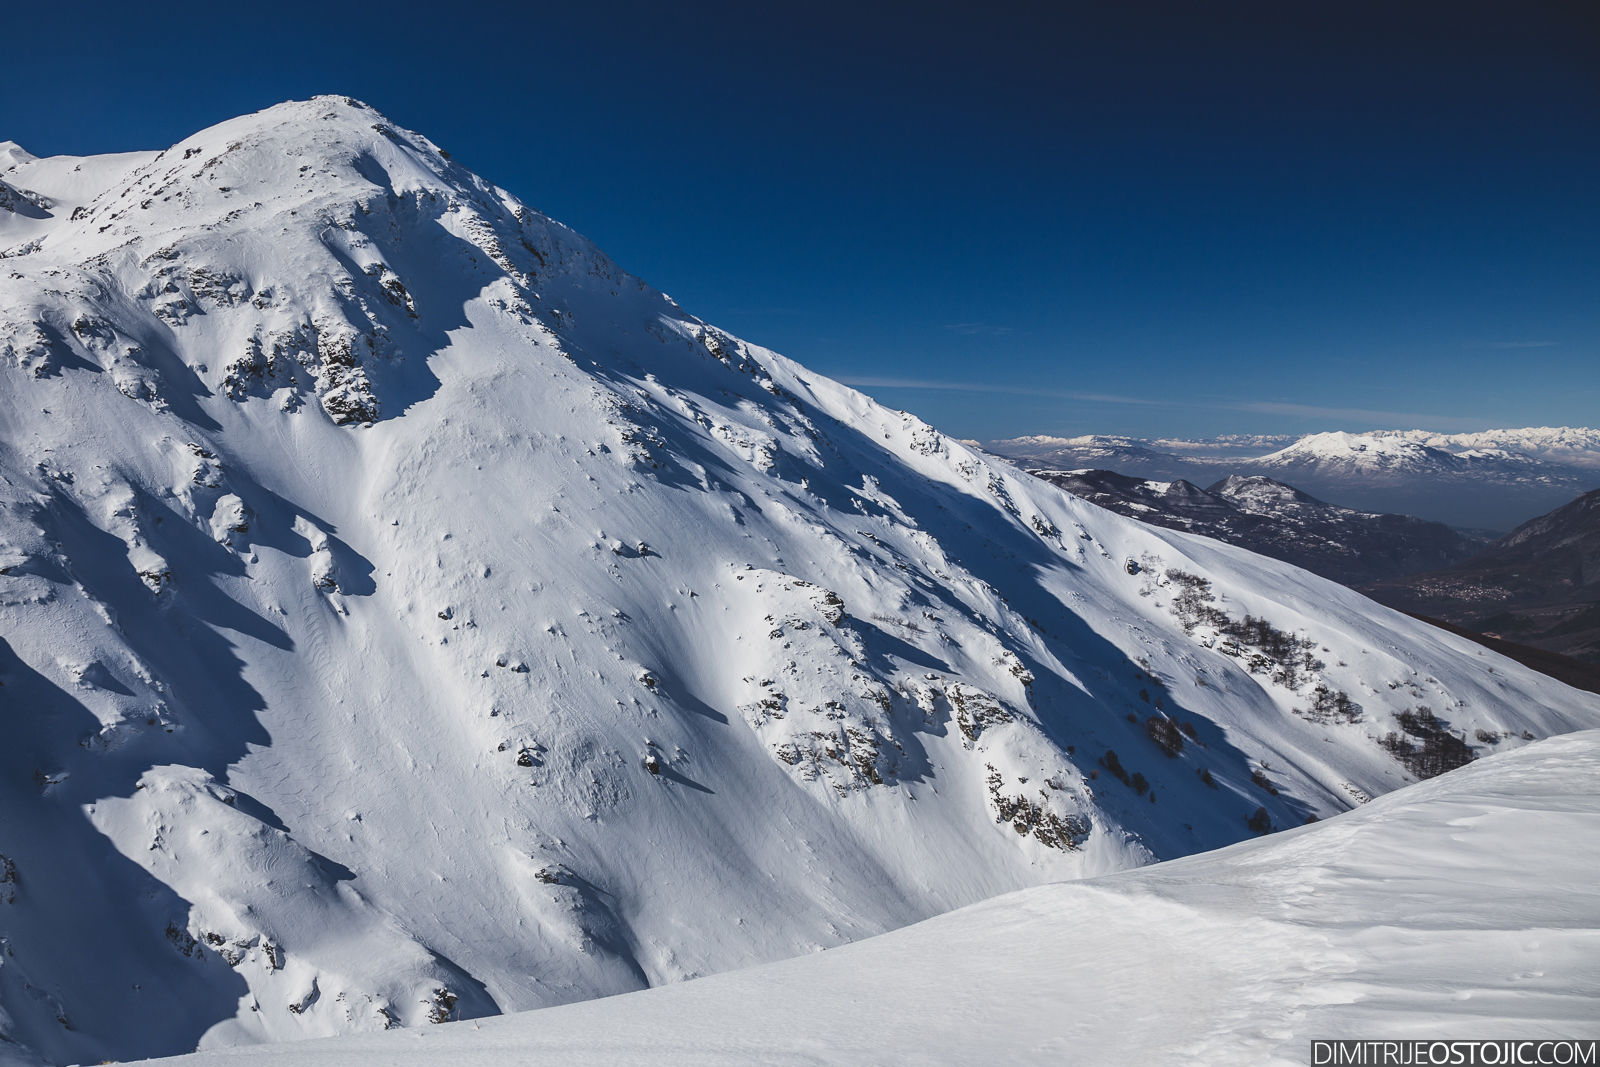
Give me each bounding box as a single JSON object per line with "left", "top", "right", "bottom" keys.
{"left": 1372, "top": 427, "right": 1600, "bottom": 471}
{"left": 1, "top": 98, "right": 1597, "bottom": 1064}
{"left": 140, "top": 729, "right": 1600, "bottom": 1067}
{"left": 1251, "top": 432, "right": 1548, "bottom": 478}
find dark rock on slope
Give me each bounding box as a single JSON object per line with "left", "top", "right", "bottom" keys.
{"left": 1029, "top": 470, "right": 1483, "bottom": 586}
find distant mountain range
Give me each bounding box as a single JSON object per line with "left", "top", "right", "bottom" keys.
{"left": 1364, "top": 488, "right": 1600, "bottom": 667}
{"left": 1025, "top": 462, "right": 1600, "bottom": 673}
{"left": 989, "top": 429, "right": 1600, "bottom": 532}
{"left": 1028, "top": 470, "right": 1486, "bottom": 586}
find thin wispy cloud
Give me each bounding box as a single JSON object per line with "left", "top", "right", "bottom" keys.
{"left": 837, "top": 375, "right": 1484, "bottom": 431}
{"left": 941, "top": 323, "right": 1015, "bottom": 336}
{"left": 838, "top": 375, "right": 1146, "bottom": 405}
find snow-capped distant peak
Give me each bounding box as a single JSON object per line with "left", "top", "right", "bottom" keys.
{"left": 1261, "top": 430, "right": 1432, "bottom": 462}
{"left": 1001, "top": 434, "right": 1144, "bottom": 448}
{"left": 1372, "top": 427, "right": 1600, "bottom": 471}
{"left": 1253, "top": 431, "right": 1567, "bottom": 487}
{"left": 990, "top": 428, "right": 1600, "bottom": 529}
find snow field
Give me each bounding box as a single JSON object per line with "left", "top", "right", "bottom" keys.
{"left": 140, "top": 730, "right": 1600, "bottom": 1067}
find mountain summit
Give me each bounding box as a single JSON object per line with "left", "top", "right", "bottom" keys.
{"left": 3, "top": 99, "right": 1597, "bottom": 1065}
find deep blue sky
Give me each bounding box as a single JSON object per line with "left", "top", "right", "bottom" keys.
{"left": 6, "top": 2, "right": 1596, "bottom": 441}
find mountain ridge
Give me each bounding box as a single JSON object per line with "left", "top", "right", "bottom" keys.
{"left": 1028, "top": 469, "right": 1483, "bottom": 585}
{"left": 2, "top": 98, "right": 1596, "bottom": 1065}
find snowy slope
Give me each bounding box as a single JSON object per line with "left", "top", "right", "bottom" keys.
{"left": 2, "top": 98, "right": 1598, "bottom": 1066}
{"left": 142, "top": 730, "right": 1600, "bottom": 1067}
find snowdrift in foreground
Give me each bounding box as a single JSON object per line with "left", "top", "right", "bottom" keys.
{"left": 1, "top": 99, "right": 1597, "bottom": 1064}
{"left": 143, "top": 730, "right": 1600, "bottom": 1067}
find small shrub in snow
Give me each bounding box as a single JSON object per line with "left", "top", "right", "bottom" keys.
{"left": 1382, "top": 707, "right": 1476, "bottom": 779}
{"left": 1298, "top": 685, "right": 1362, "bottom": 724}
{"left": 1145, "top": 716, "right": 1184, "bottom": 758}
{"left": 1247, "top": 807, "right": 1272, "bottom": 834}
{"left": 1165, "top": 569, "right": 1229, "bottom": 633}
{"left": 1165, "top": 573, "right": 1327, "bottom": 691}
{"left": 1099, "top": 749, "right": 1131, "bottom": 786}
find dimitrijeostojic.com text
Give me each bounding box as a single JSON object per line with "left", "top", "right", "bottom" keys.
{"left": 1312, "top": 1041, "right": 1598, "bottom": 1065}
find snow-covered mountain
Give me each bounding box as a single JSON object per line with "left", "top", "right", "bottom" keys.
{"left": 997, "top": 433, "right": 1294, "bottom": 464}
{"left": 993, "top": 427, "right": 1600, "bottom": 470}
{"left": 988, "top": 431, "right": 1600, "bottom": 531}
{"left": 2, "top": 99, "right": 1597, "bottom": 1066}
{"left": 1244, "top": 432, "right": 1594, "bottom": 530}
{"left": 1374, "top": 427, "right": 1600, "bottom": 471}
{"left": 1028, "top": 470, "right": 1483, "bottom": 585}
{"left": 1252, "top": 430, "right": 1574, "bottom": 483}
{"left": 144, "top": 730, "right": 1600, "bottom": 1067}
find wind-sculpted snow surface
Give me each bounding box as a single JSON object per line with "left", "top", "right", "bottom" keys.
{"left": 140, "top": 731, "right": 1600, "bottom": 1067}
{"left": 1, "top": 100, "right": 1597, "bottom": 1065}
